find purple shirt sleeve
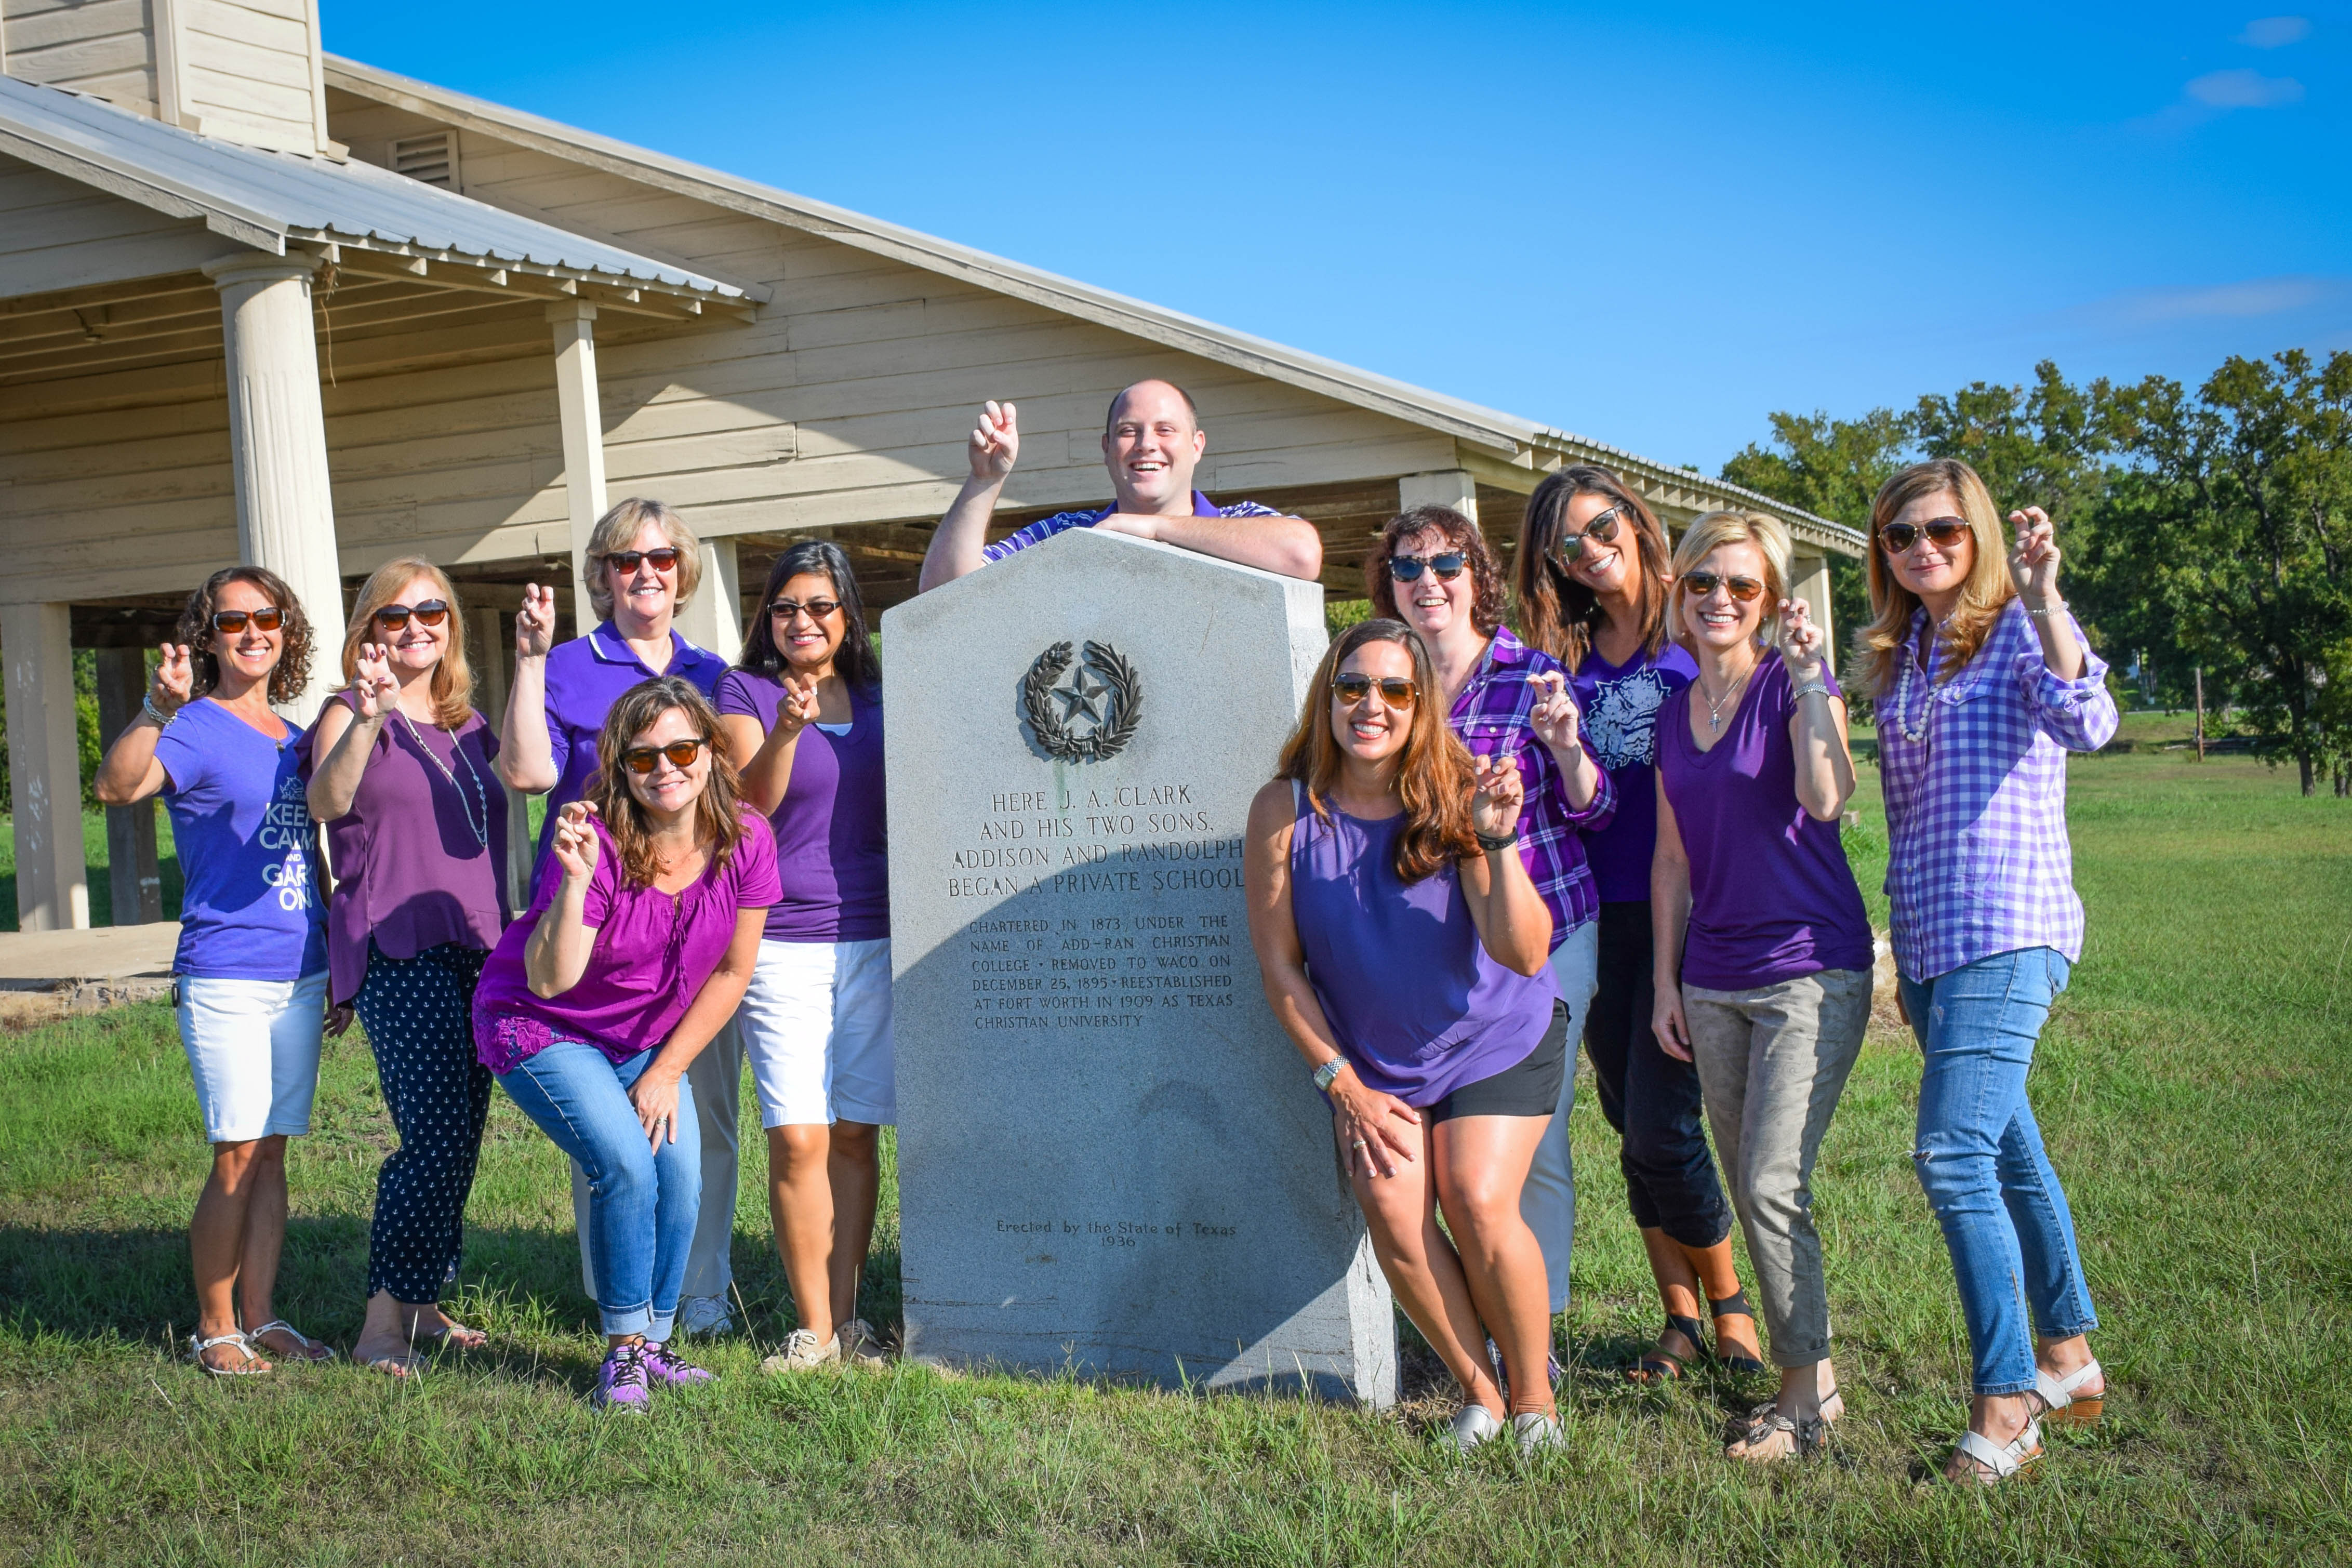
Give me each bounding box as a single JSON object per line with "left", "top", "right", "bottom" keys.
{"left": 2013, "top": 616, "right": 2118, "bottom": 752}
{"left": 733, "top": 808, "right": 783, "bottom": 908}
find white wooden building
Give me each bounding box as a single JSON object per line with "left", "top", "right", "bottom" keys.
{"left": 0, "top": 0, "right": 1860, "bottom": 931}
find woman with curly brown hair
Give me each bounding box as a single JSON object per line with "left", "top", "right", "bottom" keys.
{"left": 1244, "top": 620, "right": 1566, "bottom": 1455}
{"left": 95, "top": 566, "right": 334, "bottom": 1377}
{"left": 469, "top": 676, "right": 778, "bottom": 1411}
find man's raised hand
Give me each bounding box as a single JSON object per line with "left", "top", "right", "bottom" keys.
{"left": 968, "top": 401, "right": 1019, "bottom": 483}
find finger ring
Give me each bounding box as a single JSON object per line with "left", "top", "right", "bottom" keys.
{"left": 1350, "top": 1139, "right": 1368, "bottom": 1149}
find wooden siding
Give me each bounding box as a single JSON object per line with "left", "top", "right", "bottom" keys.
{"left": 177, "top": 0, "right": 323, "bottom": 153}
{"left": 1, "top": 0, "right": 159, "bottom": 116}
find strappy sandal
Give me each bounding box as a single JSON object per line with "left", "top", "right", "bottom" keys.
{"left": 1630, "top": 1313, "right": 1708, "bottom": 1384}
{"left": 1726, "top": 1390, "right": 1843, "bottom": 1462}
{"left": 2035, "top": 1358, "right": 2105, "bottom": 1426}
{"left": 189, "top": 1331, "right": 271, "bottom": 1377}
{"left": 1948, "top": 1418, "right": 2043, "bottom": 1485}
{"left": 1709, "top": 1291, "right": 1767, "bottom": 1374}
{"left": 248, "top": 1319, "right": 338, "bottom": 1363}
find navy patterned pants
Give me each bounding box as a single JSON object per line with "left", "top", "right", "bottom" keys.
{"left": 354, "top": 943, "right": 493, "bottom": 1305}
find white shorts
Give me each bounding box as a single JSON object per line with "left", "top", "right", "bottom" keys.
{"left": 738, "top": 937, "right": 896, "bottom": 1128}
{"left": 176, "top": 972, "right": 328, "bottom": 1144}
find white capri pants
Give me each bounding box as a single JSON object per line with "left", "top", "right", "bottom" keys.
{"left": 739, "top": 937, "right": 896, "bottom": 1128}
{"left": 176, "top": 972, "right": 328, "bottom": 1144}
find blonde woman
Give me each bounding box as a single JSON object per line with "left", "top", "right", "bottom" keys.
{"left": 494, "top": 498, "right": 746, "bottom": 1338}
{"left": 1863, "top": 459, "right": 2114, "bottom": 1485}
{"left": 301, "top": 558, "right": 509, "bottom": 1376}
{"left": 1651, "top": 510, "right": 1872, "bottom": 1462}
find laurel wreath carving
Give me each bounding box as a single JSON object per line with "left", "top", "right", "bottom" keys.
{"left": 1021, "top": 640, "right": 1143, "bottom": 762}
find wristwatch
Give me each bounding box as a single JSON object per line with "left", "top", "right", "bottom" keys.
{"left": 1312, "top": 1056, "right": 1352, "bottom": 1093}
{"left": 1476, "top": 829, "right": 1519, "bottom": 853}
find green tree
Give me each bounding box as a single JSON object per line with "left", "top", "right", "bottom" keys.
{"left": 1909, "top": 360, "right": 2112, "bottom": 526}
{"left": 1720, "top": 406, "right": 1911, "bottom": 666}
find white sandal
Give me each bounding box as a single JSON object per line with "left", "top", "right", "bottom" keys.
{"left": 248, "top": 1319, "right": 338, "bottom": 1363}
{"left": 189, "top": 1331, "right": 271, "bottom": 1377}
{"left": 1950, "top": 1418, "right": 2043, "bottom": 1485}
{"left": 2034, "top": 1358, "right": 2105, "bottom": 1426}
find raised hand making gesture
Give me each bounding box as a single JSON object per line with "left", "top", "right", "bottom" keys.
{"left": 1775, "top": 595, "right": 1827, "bottom": 684}
{"left": 349, "top": 642, "right": 398, "bottom": 722}
{"left": 550, "top": 800, "right": 601, "bottom": 882}
{"left": 2006, "top": 505, "right": 2085, "bottom": 681}
{"left": 515, "top": 582, "right": 558, "bottom": 661}
{"left": 149, "top": 642, "right": 194, "bottom": 720}
{"left": 1470, "top": 752, "right": 1527, "bottom": 843}
{"left": 968, "top": 400, "right": 1019, "bottom": 483}
{"left": 773, "top": 672, "right": 822, "bottom": 738}
{"left": 1525, "top": 670, "right": 1582, "bottom": 753}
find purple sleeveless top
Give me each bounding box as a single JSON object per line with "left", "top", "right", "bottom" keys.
{"left": 1286, "top": 785, "right": 1559, "bottom": 1108}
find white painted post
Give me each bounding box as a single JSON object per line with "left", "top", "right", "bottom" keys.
{"left": 548, "top": 303, "right": 608, "bottom": 633}
{"left": 1791, "top": 553, "right": 1835, "bottom": 674}
{"left": 1398, "top": 470, "right": 1479, "bottom": 526}
{"left": 2, "top": 603, "right": 91, "bottom": 931}
{"left": 203, "top": 254, "right": 348, "bottom": 723}
{"left": 674, "top": 538, "right": 742, "bottom": 667}
{"left": 464, "top": 603, "right": 537, "bottom": 908}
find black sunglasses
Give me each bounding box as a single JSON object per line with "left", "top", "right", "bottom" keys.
{"left": 1387, "top": 552, "right": 1466, "bottom": 583}
{"left": 1552, "top": 505, "right": 1624, "bottom": 563}
{"left": 1879, "top": 517, "right": 1971, "bottom": 554}
{"left": 373, "top": 600, "right": 449, "bottom": 631}
{"left": 603, "top": 548, "right": 681, "bottom": 574}
{"left": 620, "top": 737, "right": 709, "bottom": 775}
{"left": 210, "top": 606, "right": 285, "bottom": 634}
{"left": 1332, "top": 672, "right": 1418, "bottom": 708}
{"left": 767, "top": 597, "right": 842, "bottom": 621}
{"left": 1679, "top": 571, "right": 1765, "bottom": 603}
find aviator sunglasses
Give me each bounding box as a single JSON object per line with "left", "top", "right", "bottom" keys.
{"left": 1879, "top": 516, "right": 1971, "bottom": 554}
{"left": 1678, "top": 570, "right": 1765, "bottom": 603}
{"left": 620, "top": 737, "right": 709, "bottom": 775}
{"left": 209, "top": 606, "right": 285, "bottom": 634}
{"left": 767, "top": 596, "right": 842, "bottom": 621}
{"left": 1332, "top": 672, "right": 1419, "bottom": 708}
{"left": 602, "top": 547, "right": 681, "bottom": 574}
{"left": 373, "top": 600, "right": 449, "bottom": 632}
{"left": 1387, "top": 552, "right": 1466, "bottom": 583}
{"left": 1552, "top": 504, "right": 1624, "bottom": 563}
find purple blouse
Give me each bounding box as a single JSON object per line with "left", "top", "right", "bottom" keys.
{"left": 712, "top": 670, "right": 891, "bottom": 944}
{"left": 471, "top": 808, "right": 782, "bottom": 1074}
{"left": 1287, "top": 786, "right": 1559, "bottom": 1108}
{"left": 1657, "top": 653, "right": 1872, "bottom": 990}
{"left": 298, "top": 696, "right": 510, "bottom": 1006}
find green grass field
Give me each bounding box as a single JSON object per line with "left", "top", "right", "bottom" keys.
{"left": 1, "top": 743, "right": 2347, "bottom": 1565}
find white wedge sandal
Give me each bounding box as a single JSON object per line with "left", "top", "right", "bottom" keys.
{"left": 2035, "top": 1358, "right": 2106, "bottom": 1426}
{"left": 1949, "top": 1417, "right": 2043, "bottom": 1485}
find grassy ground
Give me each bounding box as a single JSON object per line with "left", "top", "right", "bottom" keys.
{"left": 1, "top": 747, "right": 2346, "bottom": 1565}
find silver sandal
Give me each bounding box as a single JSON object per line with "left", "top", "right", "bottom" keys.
{"left": 189, "top": 1331, "right": 270, "bottom": 1377}
{"left": 248, "top": 1318, "right": 338, "bottom": 1363}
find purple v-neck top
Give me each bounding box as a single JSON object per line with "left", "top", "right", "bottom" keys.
{"left": 1287, "top": 786, "right": 1558, "bottom": 1108}
{"left": 471, "top": 808, "right": 782, "bottom": 1073}
{"left": 1657, "top": 652, "right": 1872, "bottom": 990}
{"left": 712, "top": 670, "right": 890, "bottom": 944}
{"left": 297, "top": 694, "right": 511, "bottom": 1006}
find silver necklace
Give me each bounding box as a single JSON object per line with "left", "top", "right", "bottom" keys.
{"left": 398, "top": 707, "right": 490, "bottom": 848}
{"left": 1698, "top": 657, "right": 1756, "bottom": 732}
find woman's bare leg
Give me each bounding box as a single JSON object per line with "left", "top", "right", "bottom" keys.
{"left": 1432, "top": 1115, "right": 1554, "bottom": 1417}
{"left": 826, "top": 1121, "right": 881, "bottom": 1330}
{"left": 1344, "top": 1112, "right": 1506, "bottom": 1417}
{"left": 766, "top": 1124, "right": 839, "bottom": 1342}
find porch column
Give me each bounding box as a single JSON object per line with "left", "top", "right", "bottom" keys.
{"left": 674, "top": 538, "right": 741, "bottom": 666}
{"left": 2, "top": 602, "right": 90, "bottom": 931}
{"left": 548, "top": 303, "right": 608, "bottom": 631}
{"left": 203, "top": 254, "right": 348, "bottom": 722}
{"left": 466, "top": 604, "right": 538, "bottom": 907}
{"left": 93, "top": 648, "right": 164, "bottom": 925}
{"left": 1398, "top": 470, "right": 1479, "bottom": 526}
{"left": 1792, "top": 553, "right": 1836, "bottom": 673}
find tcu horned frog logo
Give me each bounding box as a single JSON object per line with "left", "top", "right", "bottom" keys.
{"left": 1021, "top": 640, "right": 1143, "bottom": 762}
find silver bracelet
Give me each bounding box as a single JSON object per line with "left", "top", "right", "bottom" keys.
{"left": 141, "top": 695, "right": 177, "bottom": 727}
{"left": 2025, "top": 599, "right": 2068, "bottom": 619}
{"left": 1790, "top": 682, "right": 1833, "bottom": 701}
{"left": 1312, "top": 1057, "right": 1352, "bottom": 1094}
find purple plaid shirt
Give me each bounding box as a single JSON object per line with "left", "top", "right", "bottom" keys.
{"left": 1449, "top": 627, "right": 1616, "bottom": 948}
{"left": 1878, "top": 599, "right": 2117, "bottom": 982}
{"left": 980, "top": 490, "right": 1282, "bottom": 562}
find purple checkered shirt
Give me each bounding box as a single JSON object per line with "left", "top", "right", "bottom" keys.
{"left": 1449, "top": 627, "right": 1616, "bottom": 948}
{"left": 981, "top": 490, "right": 1282, "bottom": 562}
{"left": 1878, "top": 599, "right": 2117, "bottom": 982}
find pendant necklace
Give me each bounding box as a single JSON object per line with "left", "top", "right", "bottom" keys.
{"left": 399, "top": 707, "right": 490, "bottom": 848}
{"left": 1700, "top": 657, "right": 1755, "bottom": 732}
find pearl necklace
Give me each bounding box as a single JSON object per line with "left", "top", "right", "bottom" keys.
{"left": 1894, "top": 612, "right": 1954, "bottom": 746}
{"left": 398, "top": 708, "right": 490, "bottom": 848}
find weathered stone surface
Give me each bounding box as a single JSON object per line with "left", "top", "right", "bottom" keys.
{"left": 881, "top": 528, "right": 1394, "bottom": 1404}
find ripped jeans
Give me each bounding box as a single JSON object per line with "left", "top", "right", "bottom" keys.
{"left": 1902, "top": 947, "right": 2097, "bottom": 1396}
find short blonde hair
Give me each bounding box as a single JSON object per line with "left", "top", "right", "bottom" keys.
{"left": 343, "top": 556, "right": 475, "bottom": 727}
{"left": 1669, "top": 510, "right": 1790, "bottom": 653}
{"left": 585, "top": 497, "right": 702, "bottom": 621}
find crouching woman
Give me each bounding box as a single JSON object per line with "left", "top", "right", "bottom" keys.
{"left": 1244, "top": 619, "right": 1566, "bottom": 1456}
{"left": 470, "top": 676, "right": 779, "bottom": 1411}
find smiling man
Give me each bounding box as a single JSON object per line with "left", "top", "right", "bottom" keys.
{"left": 917, "top": 380, "right": 1323, "bottom": 591}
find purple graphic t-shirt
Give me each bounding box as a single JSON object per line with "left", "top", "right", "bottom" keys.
{"left": 1572, "top": 641, "right": 1699, "bottom": 905}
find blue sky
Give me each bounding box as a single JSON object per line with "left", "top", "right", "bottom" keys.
{"left": 321, "top": 2, "right": 2350, "bottom": 473}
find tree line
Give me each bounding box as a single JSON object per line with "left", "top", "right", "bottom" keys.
{"left": 1720, "top": 349, "right": 2352, "bottom": 796}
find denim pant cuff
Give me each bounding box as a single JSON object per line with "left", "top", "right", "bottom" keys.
{"left": 647, "top": 1313, "right": 677, "bottom": 1344}
{"left": 600, "top": 1301, "right": 655, "bottom": 1338}
{"left": 2039, "top": 1315, "right": 2098, "bottom": 1340}
{"left": 1977, "top": 1376, "right": 2038, "bottom": 1397}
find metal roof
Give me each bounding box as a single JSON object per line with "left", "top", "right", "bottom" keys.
{"left": 0, "top": 73, "right": 753, "bottom": 305}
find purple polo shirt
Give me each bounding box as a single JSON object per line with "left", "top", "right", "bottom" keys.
{"left": 538, "top": 621, "right": 731, "bottom": 855}
{"left": 980, "top": 490, "right": 1282, "bottom": 562}
{"left": 713, "top": 670, "right": 891, "bottom": 944}
{"left": 471, "top": 808, "right": 782, "bottom": 1073}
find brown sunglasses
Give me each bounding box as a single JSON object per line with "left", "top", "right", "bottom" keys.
{"left": 620, "top": 737, "right": 709, "bottom": 775}
{"left": 603, "top": 548, "right": 681, "bottom": 573}
{"left": 1679, "top": 571, "right": 1765, "bottom": 602}
{"left": 373, "top": 600, "right": 449, "bottom": 631}
{"left": 1333, "top": 672, "right": 1418, "bottom": 708}
{"left": 209, "top": 606, "right": 285, "bottom": 634}
{"left": 1879, "top": 517, "right": 1971, "bottom": 553}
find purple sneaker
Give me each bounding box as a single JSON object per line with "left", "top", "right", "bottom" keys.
{"left": 642, "top": 1340, "right": 716, "bottom": 1388}
{"left": 592, "top": 1344, "right": 653, "bottom": 1412}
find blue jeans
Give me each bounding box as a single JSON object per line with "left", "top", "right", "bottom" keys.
{"left": 1902, "top": 947, "right": 2098, "bottom": 1396}
{"left": 498, "top": 1041, "right": 701, "bottom": 1341}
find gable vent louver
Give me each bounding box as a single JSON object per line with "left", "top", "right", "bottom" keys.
{"left": 390, "top": 131, "right": 458, "bottom": 188}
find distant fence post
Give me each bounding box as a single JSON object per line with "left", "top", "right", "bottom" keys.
{"left": 2194, "top": 667, "right": 2205, "bottom": 763}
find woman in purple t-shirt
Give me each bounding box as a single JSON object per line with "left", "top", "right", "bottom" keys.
{"left": 302, "top": 557, "right": 509, "bottom": 1377}
{"left": 472, "top": 677, "right": 778, "bottom": 1411}
{"left": 714, "top": 541, "right": 894, "bottom": 1373}
{"left": 1652, "top": 510, "right": 1872, "bottom": 1464}
{"left": 94, "top": 567, "right": 333, "bottom": 1377}
{"left": 1245, "top": 620, "right": 1567, "bottom": 1456}
{"left": 1518, "top": 462, "right": 1755, "bottom": 1385}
